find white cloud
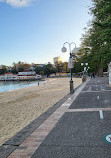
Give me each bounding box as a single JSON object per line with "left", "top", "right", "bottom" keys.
{"left": 0, "top": 0, "right": 33, "bottom": 7}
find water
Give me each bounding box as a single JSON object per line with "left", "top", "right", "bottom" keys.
{"left": 0, "top": 80, "right": 44, "bottom": 93}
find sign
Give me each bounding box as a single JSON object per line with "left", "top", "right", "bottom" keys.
{"left": 104, "top": 134, "right": 111, "bottom": 144}
{"left": 68, "top": 57, "right": 73, "bottom": 69}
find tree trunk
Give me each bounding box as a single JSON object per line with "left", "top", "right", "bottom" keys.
{"left": 97, "top": 64, "right": 103, "bottom": 77}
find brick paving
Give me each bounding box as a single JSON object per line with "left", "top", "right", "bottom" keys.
{"left": 8, "top": 106, "right": 68, "bottom": 158}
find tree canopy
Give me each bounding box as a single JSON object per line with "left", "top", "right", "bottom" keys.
{"left": 79, "top": 0, "right": 111, "bottom": 76}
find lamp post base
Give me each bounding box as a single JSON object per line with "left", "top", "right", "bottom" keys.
{"left": 82, "top": 75, "right": 87, "bottom": 82}
{"left": 70, "top": 80, "right": 74, "bottom": 93}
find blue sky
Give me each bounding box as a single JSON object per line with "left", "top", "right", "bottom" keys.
{"left": 0, "top": 0, "right": 92, "bottom": 66}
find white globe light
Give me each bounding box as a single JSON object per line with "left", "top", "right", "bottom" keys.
{"left": 61, "top": 47, "right": 67, "bottom": 53}
{"left": 72, "top": 47, "right": 78, "bottom": 53}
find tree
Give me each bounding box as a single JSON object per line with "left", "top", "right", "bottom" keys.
{"left": 35, "top": 63, "right": 56, "bottom": 76}
{"left": 63, "top": 62, "right": 69, "bottom": 73}
{"left": 12, "top": 61, "right": 31, "bottom": 72}
{"left": 80, "top": 0, "right": 111, "bottom": 76}
{"left": 0, "top": 65, "right": 7, "bottom": 75}
{"left": 40, "top": 71, "right": 44, "bottom": 76}
{"left": 44, "top": 63, "right": 55, "bottom": 76}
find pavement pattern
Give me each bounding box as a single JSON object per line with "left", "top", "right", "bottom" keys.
{"left": 3, "top": 77, "right": 111, "bottom": 158}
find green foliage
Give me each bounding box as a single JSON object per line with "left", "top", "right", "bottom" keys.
{"left": 35, "top": 63, "right": 56, "bottom": 76}
{"left": 12, "top": 61, "right": 31, "bottom": 72}
{"left": 0, "top": 65, "right": 7, "bottom": 75}
{"left": 80, "top": 0, "right": 111, "bottom": 76}
{"left": 40, "top": 71, "right": 44, "bottom": 76}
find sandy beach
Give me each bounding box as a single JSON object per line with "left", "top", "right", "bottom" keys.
{"left": 0, "top": 77, "right": 82, "bottom": 145}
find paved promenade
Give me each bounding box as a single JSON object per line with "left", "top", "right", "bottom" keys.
{"left": 1, "top": 77, "right": 111, "bottom": 158}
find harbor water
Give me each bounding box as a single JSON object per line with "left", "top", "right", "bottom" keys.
{"left": 0, "top": 80, "right": 44, "bottom": 93}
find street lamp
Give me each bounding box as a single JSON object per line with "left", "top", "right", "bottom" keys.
{"left": 81, "top": 62, "right": 88, "bottom": 75}
{"left": 81, "top": 62, "right": 88, "bottom": 82}
{"left": 61, "top": 42, "right": 78, "bottom": 93}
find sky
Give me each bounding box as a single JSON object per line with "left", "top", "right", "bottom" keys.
{"left": 0, "top": 0, "right": 92, "bottom": 66}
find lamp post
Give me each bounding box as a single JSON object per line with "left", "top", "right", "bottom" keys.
{"left": 81, "top": 63, "right": 88, "bottom": 75}
{"left": 61, "top": 42, "right": 78, "bottom": 93}
{"left": 81, "top": 62, "right": 88, "bottom": 82}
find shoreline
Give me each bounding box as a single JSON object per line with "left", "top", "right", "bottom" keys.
{"left": 0, "top": 80, "right": 45, "bottom": 93}
{"left": 0, "top": 77, "right": 82, "bottom": 145}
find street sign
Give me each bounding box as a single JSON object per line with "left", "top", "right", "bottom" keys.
{"left": 68, "top": 57, "right": 73, "bottom": 69}
{"left": 104, "top": 134, "right": 111, "bottom": 144}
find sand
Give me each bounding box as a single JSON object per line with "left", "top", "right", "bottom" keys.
{"left": 0, "top": 77, "right": 82, "bottom": 145}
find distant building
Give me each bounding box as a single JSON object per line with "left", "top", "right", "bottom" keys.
{"left": 17, "top": 71, "right": 41, "bottom": 80}
{"left": 37, "top": 64, "right": 46, "bottom": 67}
{"left": 0, "top": 72, "right": 17, "bottom": 81}
{"left": 53, "top": 57, "right": 62, "bottom": 65}
{"left": 0, "top": 71, "right": 42, "bottom": 81}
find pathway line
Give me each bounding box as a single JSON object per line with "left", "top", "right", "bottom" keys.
{"left": 99, "top": 110, "right": 104, "bottom": 119}
{"left": 67, "top": 107, "right": 111, "bottom": 112}
{"left": 81, "top": 89, "right": 111, "bottom": 93}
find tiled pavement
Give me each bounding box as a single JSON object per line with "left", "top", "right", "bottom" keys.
{"left": 30, "top": 77, "right": 111, "bottom": 158}
{"left": 7, "top": 80, "right": 88, "bottom": 158}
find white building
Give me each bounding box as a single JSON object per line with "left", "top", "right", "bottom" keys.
{"left": 17, "top": 71, "right": 41, "bottom": 80}
{"left": 0, "top": 72, "right": 42, "bottom": 81}
{"left": 0, "top": 73, "right": 17, "bottom": 81}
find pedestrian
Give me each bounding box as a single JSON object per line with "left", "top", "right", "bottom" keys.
{"left": 93, "top": 73, "right": 95, "bottom": 78}
{"left": 91, "top": 73, "right": 93, "bottom": 78}
{"left": 38, "top": 82, "right": 39, "bottom": 86}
